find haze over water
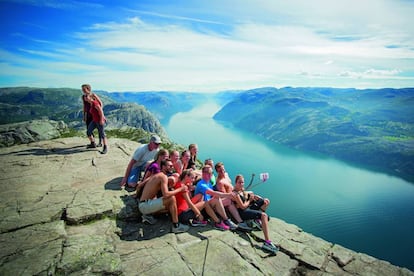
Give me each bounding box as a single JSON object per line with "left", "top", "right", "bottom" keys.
{"left": 165, "top": 100, "right": 414, "bottom": 271}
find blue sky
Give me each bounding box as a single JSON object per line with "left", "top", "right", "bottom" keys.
{"left": 1, "top": 0, "right": 414, "bottom": 92}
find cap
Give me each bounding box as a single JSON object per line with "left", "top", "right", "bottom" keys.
{"left": 150, "top": 134, "right": 162, "bottom": 144}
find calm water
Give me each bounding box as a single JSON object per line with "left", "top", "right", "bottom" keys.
{"left": 164, "top": 101, "right": 414, "bottom": 271}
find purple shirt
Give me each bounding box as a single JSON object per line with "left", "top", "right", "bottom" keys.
{"left": 145, "top": 162, "right": 160, "bottom": 175}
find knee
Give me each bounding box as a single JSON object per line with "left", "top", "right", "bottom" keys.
{"left": 165, "top": 196, "right": 176, "bottom": 206}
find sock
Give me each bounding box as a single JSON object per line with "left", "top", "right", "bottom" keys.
{"left": 265, "top": 240, "right": 272, "bottom": 244}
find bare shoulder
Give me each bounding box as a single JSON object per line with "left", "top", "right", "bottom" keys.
{"left": 153, "top": 172, "right": 168, "bottom": 182}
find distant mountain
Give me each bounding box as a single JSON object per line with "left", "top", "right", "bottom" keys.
{"left": 0, "top": 87, "right": 165, "bottom": 136}
{"left": 102, "top": 91, "right": 210, "bottom": 123}
{"left": 213, "top": 87, "right": 414, "bottom": 182}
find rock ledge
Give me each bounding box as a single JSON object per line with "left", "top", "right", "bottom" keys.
{"left": 0, "top": 137, "right": 412, "bottom": 275}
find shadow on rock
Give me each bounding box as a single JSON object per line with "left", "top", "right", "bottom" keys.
{"left": 104, "top": 177, "right": 124, "bottom": 190}
{"left": 115, "top": 212, "right": 222, "bottom": 242}
{"left": 113, "top": 189, "right": 220, "bottom": 242}
{"left": 0, "top": 144, "right": 89, "bottom": 156}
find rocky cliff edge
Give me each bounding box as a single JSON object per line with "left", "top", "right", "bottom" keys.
{"left": 0, "top": 137, "right": 412, "bottom": 275}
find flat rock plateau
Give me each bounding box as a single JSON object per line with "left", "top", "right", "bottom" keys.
{"left": 0, "top": 137, "right": 413, "bottom": 275}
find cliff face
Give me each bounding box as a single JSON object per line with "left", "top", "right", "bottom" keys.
{"left": 0, "top": 137, "right": 412, "bottom": 275}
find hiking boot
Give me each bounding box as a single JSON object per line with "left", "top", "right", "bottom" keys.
{"left": 172, "top": 223, "right": 189, "bottom": 233}
{"left": 214, "top": 221, "right": 230, "bottom": 231}
{"left": 101, "top": 145, "right": 107, "bottom": 154}
{"left": 224, "top": 219, "right": 238, "bottom": 231}
{"left": 97, "top": 142, "right": 102, "bottom": 147}
{"left": 86, "top": 142, "right": 96, "bottom": 149}
{"left": 191, "top": 219, "right": 208, "bottom": 227}
{"left": 262, "top": 241, "right": 279, "bottom": 254}
{"left": 142, "top": 214, "right": 157, "bottom": 225}
{"left": 237, "top": 221, "right": 252, "bottom": 232}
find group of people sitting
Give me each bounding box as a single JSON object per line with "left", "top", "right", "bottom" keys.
{"left": 119, "top": 135, "right": 279, "bottom": 254}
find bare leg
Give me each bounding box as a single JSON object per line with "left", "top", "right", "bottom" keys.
{"left": 261, "top": 212, "right": 270, "bottom": 241}
{"left": 203, "top": 201, "right": 220, "bottom": 223}
{"left": 163, "top": 197, "right": 179, "bottom": 223}
{"left": 194, "top": 201, "right": 205, "bottom": 211}
{"left": 222, "top": 198, "right": 243, "bottom": 223}
{"left": 261, "top": 198, "right": 270, "bottom": 212}
{"left": 208, "top": 198, "right": 228, "bottom": 221}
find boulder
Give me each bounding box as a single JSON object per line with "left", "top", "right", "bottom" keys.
{"left": 0, "top": 119, "right": 68, "bottom": 147}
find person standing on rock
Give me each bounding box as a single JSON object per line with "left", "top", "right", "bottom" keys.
{"left": 85, "top": 94, "right": 108, "bottom": 154}
{"left": 120, "top": 135, "right": 161, "bottom": 188}
{"left": 138, "top": 159, "right": 190, "bottom": 233}
{"left": 81, "top": 84, "right": 103, "bottom": 147}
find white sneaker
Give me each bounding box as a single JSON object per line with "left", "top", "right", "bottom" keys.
{"left": 142, "top": 214, "right": 157, "bottom": 225}
{"left": 172, "top": 223, "right": 189, "bottom": 233}
{"left": 224, "top": 219, "right": 238, "bottom": 230}
{"left": 262, "top": 241, "right": 279, "bottom": 254}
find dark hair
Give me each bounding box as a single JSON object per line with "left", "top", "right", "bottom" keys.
{"left": 235, "top": 174, "right": 244, "bottom": 184}
{"left": 160, "top": 159, "right": 172, "bottom": 167}
{"left": 155, "top": 149, "right": 168, "bottom": 160}
{"left": 179, "top": 169, "right": 193, "bottom": 181}
{"left": 215, "top": 161, "right": 224, "bottom": 172}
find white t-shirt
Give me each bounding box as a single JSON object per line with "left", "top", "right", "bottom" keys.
{"left": 131, "top": 144, "right": 158, "bottom": 169}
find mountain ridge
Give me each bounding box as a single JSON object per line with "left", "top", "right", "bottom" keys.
{"left": 0, "top": 87, "right": 166, "bottom": 137}
{"left": 213, "top": 87, "right": 414, "bottom": 183}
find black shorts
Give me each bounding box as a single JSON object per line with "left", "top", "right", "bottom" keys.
{"left": 238, "top": 208, "right": 262, "bottom": 221}
{"left": 178, "top": 209, "right": 196, "bottom": 224}
{"left": 249, "top": 197, "right": 265, "bottom": 210}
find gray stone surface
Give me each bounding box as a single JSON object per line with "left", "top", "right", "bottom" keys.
{"left": 0, "top": 119, "right": 68, "bottom": 147}
{"left": 0, "top": 137, "right": 413, "bottom": 275}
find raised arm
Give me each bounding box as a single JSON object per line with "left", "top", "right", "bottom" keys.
{"left": 161, "top": 175, "right": 187, "bottom": 198}
{"left": 206, "top": 188, "right": 232, "bottom": 199}
{"left": 183, "top": 192, "right": 202, "bottom": 218}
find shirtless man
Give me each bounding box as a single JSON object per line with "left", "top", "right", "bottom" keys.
{"left": 138, "top": 159, "right": 189, "bottom": 233}
{"left": 215, "top": 162, "right": 233, "bottom": 193}
{"left": 213, "top": 162, "right": 251, "bottom": 231}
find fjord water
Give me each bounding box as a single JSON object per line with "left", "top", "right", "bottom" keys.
{"left": 164, "top": 101, "right": 414, "bottom": 270}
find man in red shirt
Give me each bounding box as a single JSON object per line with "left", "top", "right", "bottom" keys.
{"left": 82, "top": 84, "right": 103, "bottom": 147}
{"left": 85, "top": 94, "right": 108, "bottom": 154}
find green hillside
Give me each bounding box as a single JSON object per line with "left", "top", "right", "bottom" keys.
{"left": 213, "top": 87, "right": 414, "bottom": 182}
{"left": 0, "top": 87, "right": 165, "bottom": 136}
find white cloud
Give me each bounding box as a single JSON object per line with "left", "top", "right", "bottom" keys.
{"left": 1, "top": 0, "right": 414, "bottom": 91}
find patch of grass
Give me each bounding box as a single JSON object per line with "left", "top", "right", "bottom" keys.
{"left": 60, "top": 128, "right": 83, "bottom": 138}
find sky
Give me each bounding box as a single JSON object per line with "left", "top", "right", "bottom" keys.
{"left": 1, "top": 0, "right": 414, "bottom": 93}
